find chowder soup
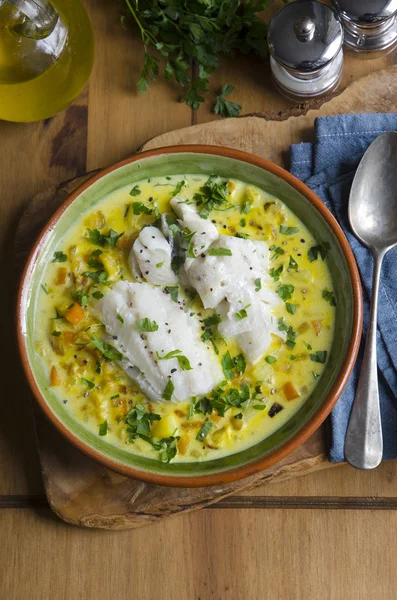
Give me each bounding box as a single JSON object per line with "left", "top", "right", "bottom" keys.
{"left": 35, "top": 175, "right": 336, "bottom": 463}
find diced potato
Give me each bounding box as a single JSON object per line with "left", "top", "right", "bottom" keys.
{"left": 311, "top": 320, "right": 322, "bottom": 336}
{"left": 206, "top": 427, "right": 227, "bottom": 449}
{"left": 50, "top": 365, "right": 61, "bottom": 386}
{"left": 100, "top": 253, "right": 119, "bottom": 279}
{"left": 55, "top": 267, "right": 68, "bottom": 285}
{"left": 283, "top": 381, "right": 300, "bottom": 401}
{"left": 84, "top": 210, "right": 105, "bottom": 230}
{"left": 231, "top": 416, "right": 244, "bottom": 431}
{"left": 152, "top": 415, "right": 178, "bottom": 439}
{"left": 65, "top": 303, "right": 85, "bottom": 325}
{"left": 263, "top": 223, "right": 278, "bottom": 241}
{"left": 177, "top": 435, "right": 190, "bottom": 456}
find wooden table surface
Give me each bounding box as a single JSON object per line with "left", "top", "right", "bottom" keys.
{"left": 2, "top": 1, "right": 397, "bottom": 598}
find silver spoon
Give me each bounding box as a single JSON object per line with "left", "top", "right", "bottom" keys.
{"left": 345, "top": 131, "right": 397, "bottom": 470}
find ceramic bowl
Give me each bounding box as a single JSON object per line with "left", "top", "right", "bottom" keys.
{"left": 17, "top": 146, "right": 363, "bottom": 487}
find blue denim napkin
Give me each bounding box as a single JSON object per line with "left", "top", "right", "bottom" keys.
{"left": 290, "top": 114, "right": 397, "bottom": 462}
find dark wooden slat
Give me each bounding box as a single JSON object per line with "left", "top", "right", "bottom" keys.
{"left": 3, "top": 494, "right": 397, "bottom": 511}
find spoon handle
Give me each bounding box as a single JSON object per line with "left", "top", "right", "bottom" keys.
{"left": 344, "top": 251, "right": 384, "bottom": 470}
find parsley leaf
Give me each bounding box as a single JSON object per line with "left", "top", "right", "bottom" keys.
{"left": 52, "top": 251, "right": 67, "bottom": 262}
{"left": 269, "top": 245, "right": 285, "bottom": 260}
{"left": 81, "top": 377, "right": 95, "bottom": 389}
{"left": 135, "top": 318, "right": 159, "bottom": 332}
{"left": 241, "top": 198, "right": 253, "bottom": 214}
{"left": 269, "top": 265, "right": 283, "bottom": 281}
{"left": 278, "top": 284, "right": 294, "bottom": 302}
{"left": 265, "top": 355, "right": 277, "bottom": 364}
{"left": 286, "top": 303, "right": 296, "bottom": 314}
{"left": 278, "top": 317, "right": 296, "bottom": 349}
{"left": 203, "top": 314, "right": 222, "bottom": 327}
{"left": 208, "top": 248, "right": 232, "bottom": 256}
{"left": 99, "top": 421, "right": 108, "bottom": 436}
{"left": 131, "top": 202, "right": 152, "bottom": 215}
{"left": 234, "top": 304, "right": 250, "bottom": 321}
{"left": 151, "top": 436, "right": 179, "bottom": 463}
{"left": 322, "top": 289, "right": 337, "bottom": 306}
{"left": 196, "top": 421, "right": 213, "bottom": 442}
{"left": 156, "top": 349, "right": 192, "bottom": 371}
{"left": 87, "top": 229, "right": 106, "bottom": 247}
{"left": 221, "top": 351, "right": 235, "bottom": 380}
{"left": 162, "top": 380, "right": 174, "bottom": 401}
{"left": 310, "top": 351, "right": 328, "bottom": 364}
{"left": 214, "top": 84, "right": 242, "bottom": 118}
{"left": 280, "top": 225, "right": 299, "bottom": 235}
{"left": 254, "top": 278, "right": 262, "bottom": 292}
{"left": 91, "top": 336, "right": 123, "bottom": 361}
{"left": 71, "top": 290, "right": 88, "bottom": 307}
{"left": 130, "top": 185, "right": 141, "bottom": 196}
{"left": 171, "top": 180, "right": 186, "bottom": 196}
{"left": 308, "top": 242, "right": 331, "bottom": 262}
{"left": 92, "top": 291, "right": 104, "bottom": 300}
{"left": 126, "top": 403, "right": 161, "bottom": 440}
{"left": 289, "top": 256, "right": 298, "bottom": 271}
{"left": 165, "top": 286, "right": 179, "bottom": 302}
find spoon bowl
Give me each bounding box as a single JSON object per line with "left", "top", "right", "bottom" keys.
{"left": 345, "top": 131, "right": 397, "bottom": 470}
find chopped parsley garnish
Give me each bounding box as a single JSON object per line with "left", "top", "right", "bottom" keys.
{"left": 165, "top": 286, "right": 179, "bottom": 303}
{"left": 289, "top": 256, "right": 298, "bottom": 271}
{"left": 91, "top": 336, "right": 123, "bottom": 361}
{"left": 234, "top": 413, "right": 243, "bottom": 419}
{"left": 124, "top": 203, "right": 130, "bottom": 218}
{"left": 253, "top": 404, "right": 266, "bottom": 410}
{"left": 235, "top": 232, "right": 249, "bottom": 239}
{"left": 171, "top": 180, "right": 186, "bottom": 196}
{"left": 87, "top": 257, "right": 103, "bottom": 270}
{"left": 135, "top": 318, "right": 159, "bottom": 332}
{"left": 234, "top": 353, "right": 246, "bottom": 376}
{"left": 83, "top": 269, "right": 108, "bottom": 284}
{"left": 41, "top": 283, "right": 49, "bottom": 295}
{"left": 126, "top": 403, "right": 161, "bottom": 439}
{"left": 99, "top": 420, "right": 108, "bottom": 436}
{"left": 87, "top": 229, "right": 106, "bottom": 247}
{"left": 322, "top": 289, "right": 337, "bottom": 306}
{"left": 196, "top": 421, "right": 213, "bottom": 442}
{"left": 310, "top": 351, "right": 327, "bottom": 364}
{"left": 52, "top": 251, "right": 67, "bottom": 262}
{"left": 156, "top": 349, "right": 192, "bottom": 371}
{"left": 269, "top": 265, "right": 283, "bottom": 281}
{"left": 192, "top": 176, "right": 233, "bottom": 217}
{"left": 254, "top": 278, "right": 262, "bottom": 292}
{"left": 286, "top": 303, "right": 296, "bottom": 314}
{"left": 116, "top": 314, "right": 124, "bottom": 325}
{"left": 95, "top": 360, "right": 102, "bottom": 374}
{"left": 71, "top": 290, "right": 88, "bottom": 307}
{"left": 151, "top": 436, "right": 179, "bottom": 463}
{"left": 269, "top": 245, "right": 285, "bottom": 260}
{"left": 81, "top": 377, "right": 95, "bottom": 389}
{"left": 240, "top": 218, "right": 246, "bottom": 227}
{"left": 162, "top": 379, "right": 175, "bottom": 401}
{"left": 278, "top": 284, "right": 294, "bottom": 302}
{"left": 278, "top": 317, "right": 296, "bottom": 349}
{"left": 221, "top": 351, "right": 235, "bottom": 379}
{"left": 130, "top": 185, "right": 141, "bottom": 196}
{"left": 240, "top": 198, "right": 253, "bottom": 214}
{"left": 111, "top": 394, "right": 120, "bottom": 400}
{"left": 156, "top": 261, "right": 164, "bottom": 268}
{"left": 265, "top": 355, "right": 277, "bottom": 364}
{"left": 208, "top": 248, "right": 232, "bottom": 256}
{"left": 51, "top": 331, "right": 61, "bottom": 337}
{"left": 131, "top": 201, "right": 152, "bottom": 215}
{"left": 203, "top": 314, "right": 222, "bottom": 327}
{"left": 92, "top": 291, "right": 104, "bottom": 300}
{"left": 234, "top": 304, "right": 250, "bottom": 321}
{"left": 104, "top": 229, "right": 124, "bottom": 247}
{"left": 308, "top": 241, "right": 331, "bottom": 262}
{"left": 304, "top": 342, "right": 313, "bottom": 350}
{"left": 280, "top": 225, "right": 299, "bottom": 235}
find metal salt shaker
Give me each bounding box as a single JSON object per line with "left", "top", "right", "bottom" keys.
{"left": 332, "top": 0, "right": 397, "bottom": 55}
{"left": 268, "top": 0, "right": 344, "bottom": 100}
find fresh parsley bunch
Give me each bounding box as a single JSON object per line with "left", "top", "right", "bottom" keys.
{"left": 124, "top": 0, "right": 275, "bottom": 116}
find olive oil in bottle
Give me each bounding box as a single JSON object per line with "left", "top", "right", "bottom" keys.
{"left": 0, "top": 0, "right": 94, "bottom": 122}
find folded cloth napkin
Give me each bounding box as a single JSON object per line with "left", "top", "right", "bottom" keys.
{"left": 290, "top": 114, "right": 397, "bottom": 462}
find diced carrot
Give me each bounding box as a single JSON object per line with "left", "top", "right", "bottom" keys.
{"left": 177, "top": 435, "right": 190, "bottom": 456}
{"left": 56, "top": 267, "right": 67, "bottom": 285}
{"left": 65, "top": 303, "right": 85, "bottom": 325}
{"left": 62, "top": 331, "right": 76, "bottom": 345}
{"left": 50, "top": 365, "right": 61, "bottom": 387}
{"left": 283, "top": 381, "right": 300, "bottom": 401}
{"left": 311, "top": 320, "right": 322, "bottom": 336}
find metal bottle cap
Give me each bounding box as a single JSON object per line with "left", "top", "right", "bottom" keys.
{"left": 332, "top": 0, "right": 397, "bottom": 23}
{"left": 268, "top": 0, "right": 344, "bottom": 72}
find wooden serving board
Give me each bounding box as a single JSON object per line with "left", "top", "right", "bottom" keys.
{"left": 17, "top": 65, "right": 397, "bottom": 529}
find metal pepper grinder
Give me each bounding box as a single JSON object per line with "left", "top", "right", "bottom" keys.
{"left": 268, "top": 0, "right": 344, "bottom": 100}
{"left": 332, "top": 0, "right": 397, "bottom": 55}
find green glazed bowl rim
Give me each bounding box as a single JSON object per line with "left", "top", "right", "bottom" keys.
{"left": 17, "top": 145, "right": 363, "bottom": 487}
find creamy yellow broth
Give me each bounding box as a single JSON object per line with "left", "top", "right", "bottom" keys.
{"left": 35, "top": 175, "right": 335, "bottom": 463}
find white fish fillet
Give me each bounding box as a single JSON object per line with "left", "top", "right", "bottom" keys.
{"left": 170, "top": 196, "right": 218, "bottom": 255}
{"left": 184, "top": 236, "right": 281, "bottom": 364}
{"left": 96, "top": 281, "right": 223, "bottom": 402}
{"left": 130, "top": 226, "right": 178, "bottom": 286}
